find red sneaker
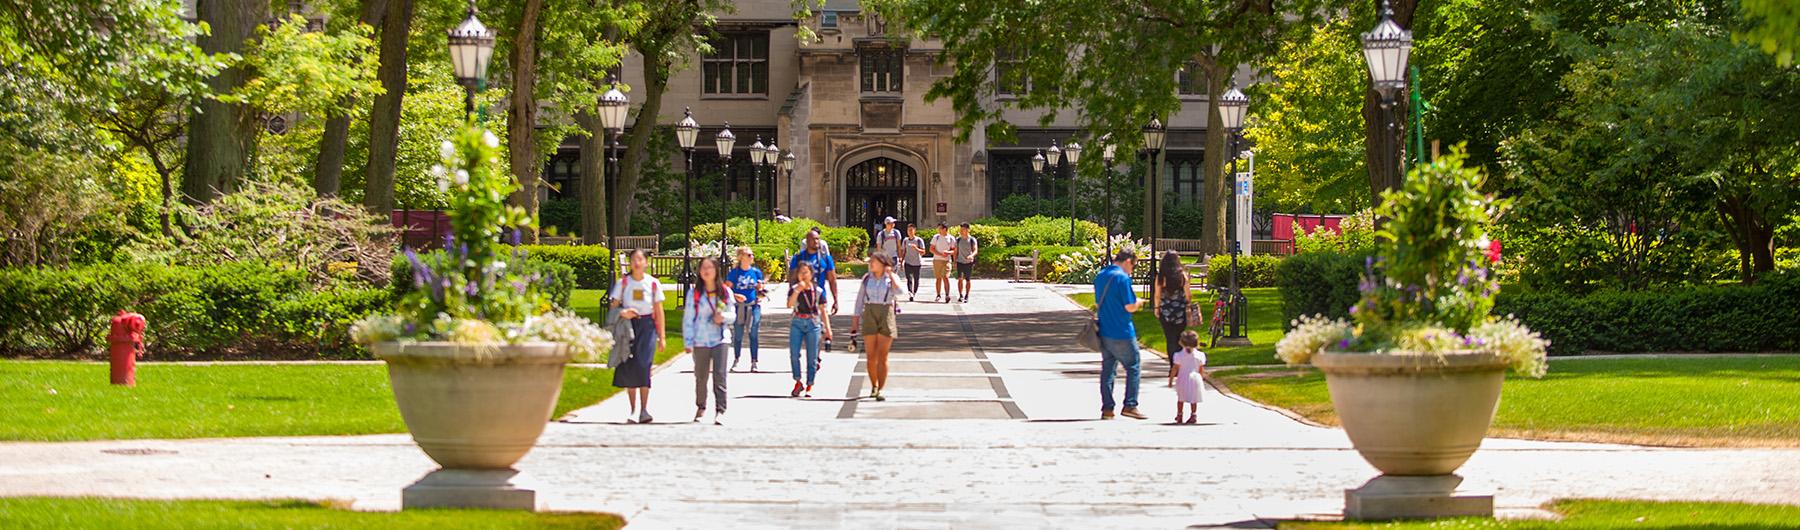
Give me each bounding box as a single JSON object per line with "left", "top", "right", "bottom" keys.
{"left": 791, "top": 381, "right": 804, "bottom": 398}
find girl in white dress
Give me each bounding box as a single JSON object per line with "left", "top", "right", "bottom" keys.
{"left": 1170, "top": 330, "right": 1206, "bottom": 424}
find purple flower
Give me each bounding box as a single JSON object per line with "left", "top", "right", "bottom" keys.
{"left": 403, "top": 247, "right": 428, "bottom": 287}
{"left": 1348, "top": 305, "right": 1360, "bottom": 314}
{"left": 466, "top": 280, "right": 479, "bottom": 296}
{"left": 509, "top": 228, "right": 522, "bottom": 246}
{"left": 1337, "top": 338, "right": 1352, "bottom": 350}
{"left": 443, "top": 233, "right": 456, "bottom": 248}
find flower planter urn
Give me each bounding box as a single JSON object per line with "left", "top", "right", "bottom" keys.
{"left": 1313, "top": 351, "right": 1507, "bottom": 520}
{"left": 374, "top": 341, "right": 573, "bottom": 511}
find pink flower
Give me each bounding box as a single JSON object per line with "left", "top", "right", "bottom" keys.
{"left": 1487, "top": 239, "right": 1503, "bottom": 264}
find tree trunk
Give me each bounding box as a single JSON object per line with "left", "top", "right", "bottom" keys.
{"left": 1362, "top": 0, "right": 1416, "bottom": 203}
{"left": 577, "top": 111, "right": 610, "bottom": 244}
{"left": 614, "top": 55, "right": 670, "bottom": 229}
{"left": 312, "top": 0, "right": 388, "bottom": 196}
{"left": 363, "top": 0, "right": 415, "bottom": 215}
{"left": 1718, "top": 194, "right": 1775, "bottom": 284}
{"left": 507, "top": 0, "right": 544, "bottom": 243}
{"left": 180, "top": 0, "right": 267, "bottom": 204}
{"left": 1200, "top": 59, "right": 1230, "bottom": 256}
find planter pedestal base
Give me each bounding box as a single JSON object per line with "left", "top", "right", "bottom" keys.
{"left": 403, "top": 468, "right": 539, "bottom": 511}
{"left": 1344, "top": 474, "right": 1492, "bottom": 521}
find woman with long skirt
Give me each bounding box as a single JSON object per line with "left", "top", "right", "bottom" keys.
{"left": 610, "top": 249, "right": 666, "bottom": 423}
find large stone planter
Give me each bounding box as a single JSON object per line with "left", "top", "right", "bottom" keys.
{"left": 373, "top": 341, "right": 573, "bottom": 510}
{"left": 1313, "top": 351, "right": 1507, "bottom": 520}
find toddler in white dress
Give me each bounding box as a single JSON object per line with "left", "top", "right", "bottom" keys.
{"left": 1170, "top": 330, "right": 1206, "bottom": 424}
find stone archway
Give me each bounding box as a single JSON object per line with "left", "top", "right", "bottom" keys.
{"left": 834, "top": 145, "right": 927, "bottom": 234}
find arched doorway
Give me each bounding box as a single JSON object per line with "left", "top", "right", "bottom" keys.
{"left": 843, "top": 157, "right": 918, "bottom": 237}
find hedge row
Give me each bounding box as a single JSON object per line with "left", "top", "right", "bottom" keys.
{"left": 516, "top": 245, "right": 611, "bottom": 289}
{"left": 389, "top": 251, "right": 576, "bottom": 308}
{"left": 1495, "top": 274, "right": 1800, "bottom": 355}
{"left": 1275, "top": 251, "right": 1369, "bottom": 326}
{"left": 1275, "top": 250, "right": 1800, "bottom": 355}
{"left": 1206, "top": 254, "right": 1282, "bottom": 289}
{"left": 0, "top": 263, "right": 390, "bottom": 358}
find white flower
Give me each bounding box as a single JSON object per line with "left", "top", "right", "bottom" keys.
{"left": 453, "top": 169, "right": 470, "bottom": 186}
{"left": 1274, "top": 314, "right": 1351, "bottom": 366}
{"left": 483, "top": 130, "right": 500, "bottom": 148}
{"left": 439, "top": 140, "right": 456, "bottom": 160}
{"left": 430, "top": 164, "right": 446, "bottom": 178}
{"left": 437, "top": 177, "right": 449, "bottom": 193}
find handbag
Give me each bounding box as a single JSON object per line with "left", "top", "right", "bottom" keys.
{"left": 1077, "top": 276, "right": 1112, "bottom": 352}
{"left": 1185, "top": 301, "right": 1203, "bottom": 328}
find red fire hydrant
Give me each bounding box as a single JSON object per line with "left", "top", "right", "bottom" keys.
{"left": 108, "top": 310, "right": 147, "bottom": 386}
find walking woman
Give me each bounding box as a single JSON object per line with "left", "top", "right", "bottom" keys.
{"left": 851, "top": 254, "right": 908, "bottom": 401}
{"left": 1152, "top": 250, "right": 1191, "bottom": 382}
{"left": 609, "top": 249, "right": 666, "bottom": 424}
{"left": 787, "top": 263, "right": 824, "bottom": 398}
{"left": 726, "top": 247, "right": 765, "bottom": 372}
{"left": 685, "top": 258, "right": 736, "bottom": 425}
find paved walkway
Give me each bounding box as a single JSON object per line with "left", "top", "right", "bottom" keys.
{"left": 2, "top": 280, "right": 1798, "bottom": 529}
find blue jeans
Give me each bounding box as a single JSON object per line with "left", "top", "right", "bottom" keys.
{"left": 1098, "top": 337, "right": 1141, "bottom": 411}
{"left": 789, "top": 317, "right": 822, "bottom": 385}
{"left": 732, "top": 303, "right": 762, "bottom": 362}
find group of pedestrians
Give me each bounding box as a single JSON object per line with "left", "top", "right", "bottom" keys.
{"left": 1090, "top": 249, "right": 1209, "bottom": 422}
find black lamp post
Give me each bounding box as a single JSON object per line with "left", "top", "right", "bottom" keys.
{"left": 674, "top": 107, "right": 699, "bottom": 303}
{"left": 1030, "top": 148, "right": 1048, "bottom": 229}
{"left": 714, "top": 123, "right": 736, "bottom": 258}
{"left": 1361, "top": 0, "right": 1413, "bottom": 187}
{"left": 1218, "top": 84, "right": 1250, "bottom": 340}
{"left": 781, "top": 151, "right": 796, "bottom": 219}
{"left": 1142, "top": 118, "right": 1166, "bottom": 291}
{"left": 751, "top": 138, "right": 776, "bottom": 243}
{"left": 1100, "top": 135, "right": 1117, "bottom": 257}
{"left": 1063, "top": 140, "right": 1083, "bottom": 246}
{"left": 446, "top": 1, "right": 494, "bottom": 121}
{"left": 597, "top": 77, "right": 628, "bottom": 302}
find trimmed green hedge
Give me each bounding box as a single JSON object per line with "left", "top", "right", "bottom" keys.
{"left": 0, "top": 263, "right": 390, "bottom": 358}
{"left": 1275, "top": 250, "right": 1369, "bottom": 328}
{"left": 975, "top": 245, "right": 1083, "bottom": 279}
{"left": 1207, "top": 254, "right": 1283, "bottom": 288}
{"left": 389, "top": 251, "right": 576, "bottom": 309}
{"left": 1495, "top": 274, "right": 1800, "bottom": 355}
{"left": 516, "top": 245, "right": 611, "bottom": 289}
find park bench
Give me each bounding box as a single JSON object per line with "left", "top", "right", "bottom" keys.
{"left": 1010, "top": 249, "right": 1041, "bottom": 282}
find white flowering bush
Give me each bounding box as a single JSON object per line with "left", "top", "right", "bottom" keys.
{"left": 1047, "top": 233, "right": 1151, "bottom": 284}
{"left": 1275, "top": 315, "right": 1351, "bottom": 366}
{"left": 1468, "top": 316, "right": 1550, "bottom": 378}
{"left": 528, "top": 310, "right": 616, "bottom": 363}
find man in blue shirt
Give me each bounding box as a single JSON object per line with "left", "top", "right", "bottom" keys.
{"left": 788, "top": 231, "right": 839, "bottom": 349}
{"left": 726, "top": 247, "right": 766, "bottom": 372}
{"left": 1093, "top": 250, "right": 1146, "bottom": 420}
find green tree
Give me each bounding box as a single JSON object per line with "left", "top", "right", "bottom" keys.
{"left": 1740, "top": 0, "right": 1800, "bottom": 65}
{"left": 1244, "top": 12, "right": 1372, "bottom": 214}
{"left": 181, "top": 0, "right": 271, "bottom": 204}
{"left": 361, "top": 0, "right": 416, "bottom": 215}
{"left": 866, "top": 0, "right": 1325, "bottom": 255}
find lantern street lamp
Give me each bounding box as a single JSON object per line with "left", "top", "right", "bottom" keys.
{"left": 1100, "top": 134, "right": 1117, "bottom": 257}
{"left": 1361, "top": 0, "right": 1413, "bottom": 185}
{"left": 1142, "top": 118, "right": 1166, "bottom": 293}
{"left": 1030, "top": 148, "right": 1047, "bottom": 229}
{"left": 674, "top": 107, "right": 700, "bottom": 302}
{"left": 597, "top": 76, "right": 629, "bottom": 303}
{"left": 1064, "top": 140, "right": 1083, "bottom": 246}
{"left": 781, "top": 151, "right": 796, "bottom": 218}
{"left": 1217, "top": 84, "right": 1250, "bottom": 341}
{"left": 758, "top": 140, "right": 778, "bottom": 243}
{"left": 714, "top": 123, "right": 736, "bottom": 258}
{"left": 446, "top": 1, "right": 495, "bottom": 121}
{"left": 749, "top": 137, "right": 767, "bottom": 243}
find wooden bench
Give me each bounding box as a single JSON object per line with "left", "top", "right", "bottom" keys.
{"left": 615, "top": 234, "right": 661, "bottom": 253}
{"left": 1010, "top": 249, "right": 1041, "bottom": 282}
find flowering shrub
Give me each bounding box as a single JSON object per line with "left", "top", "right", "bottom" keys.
{"left": 1273, "top": 148, "right": 1547, "bottom": 375}
{"left": 1293, "top": 209, "right": 1375, "bottom": 255}
{"left": 1047, "top": 233, "right": 1151, "bottom": 284}
{"left": 351, "top": 126, "right": 611, "bottom": 361}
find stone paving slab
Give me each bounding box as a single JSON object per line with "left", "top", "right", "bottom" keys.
{"left": 1, "top": 280, "right": 1797, "bottom": 529}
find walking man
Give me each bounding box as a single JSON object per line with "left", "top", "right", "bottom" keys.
{"left": 930, "top": 223, "right": 955, "bottom": 302}
{"left": 874, "top": 216, "right": 903, "bottom": 266}
{"left": 1094, "top": 250, "right": 1146, "bottom": 420}
{"left": 953, "top": 223, "right": 979, "bottom": 303}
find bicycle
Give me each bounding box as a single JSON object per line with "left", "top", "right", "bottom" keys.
{"left": 1208, "top": 287, "right": 1231, "bottom": 348}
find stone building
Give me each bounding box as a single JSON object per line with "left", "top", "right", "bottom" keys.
{"left": 544, "top": 0, "right": 1223, "bottom": 233}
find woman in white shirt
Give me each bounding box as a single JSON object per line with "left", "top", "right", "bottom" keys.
{"left": 850, "top": 254, "right": 909, "bottom": 401}
{"left": 610, "top": 249, "right": 666, "bottom": 424}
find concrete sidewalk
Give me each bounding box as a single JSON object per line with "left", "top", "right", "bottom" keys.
{"left": 2, "top": 280, "right": 1797, "bottom": 529}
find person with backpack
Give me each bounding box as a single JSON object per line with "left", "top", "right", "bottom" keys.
{"left": 952, "top": 223, "right": 979, "bottom": 303}
{"left": 899, "top": 223, "right": 926, "bottom": 301}
{"left": 850, "top": 254, "right": 909, "bottom": 401}
{"left": 684, "top": 258, "right": 736, "bottom": 425}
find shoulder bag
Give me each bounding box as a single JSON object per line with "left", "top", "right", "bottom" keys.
{"left": 1077, "top": 275, "right": 1112, "bottom": 352}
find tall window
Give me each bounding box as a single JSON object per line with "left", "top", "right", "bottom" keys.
{"left": 987, "top": 151, "right": 1066, "bottom": 209}
{"left": 860, "top": 47, "right": 903, "bottom": 93}
{"left": 1165, "top": 153, "right": 1205, "bottom": 205}
{"left": 1177, "top": 61, "right": 1206, "bottom": 95}
{"left": 703, "top": 32, "right": 769, "bottom": 96}
{"left": 995, "top": 51, "right": 1026, "bottom": 95}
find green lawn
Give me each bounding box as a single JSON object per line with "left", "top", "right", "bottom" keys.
{"left": 1281, "top": 499, "right": 1800, "bottom": 529}
{"left": 0, "top": 497, "right": 622, "bottom": 529}
{"left": 1070, "top": 287, "right": 1283, "bottom": 366}
{"left": 2, "top": 290, "right": 685, "bottom": 442}
{"left": 1217, "top": 356, "right": 1800, "bottom": 447}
